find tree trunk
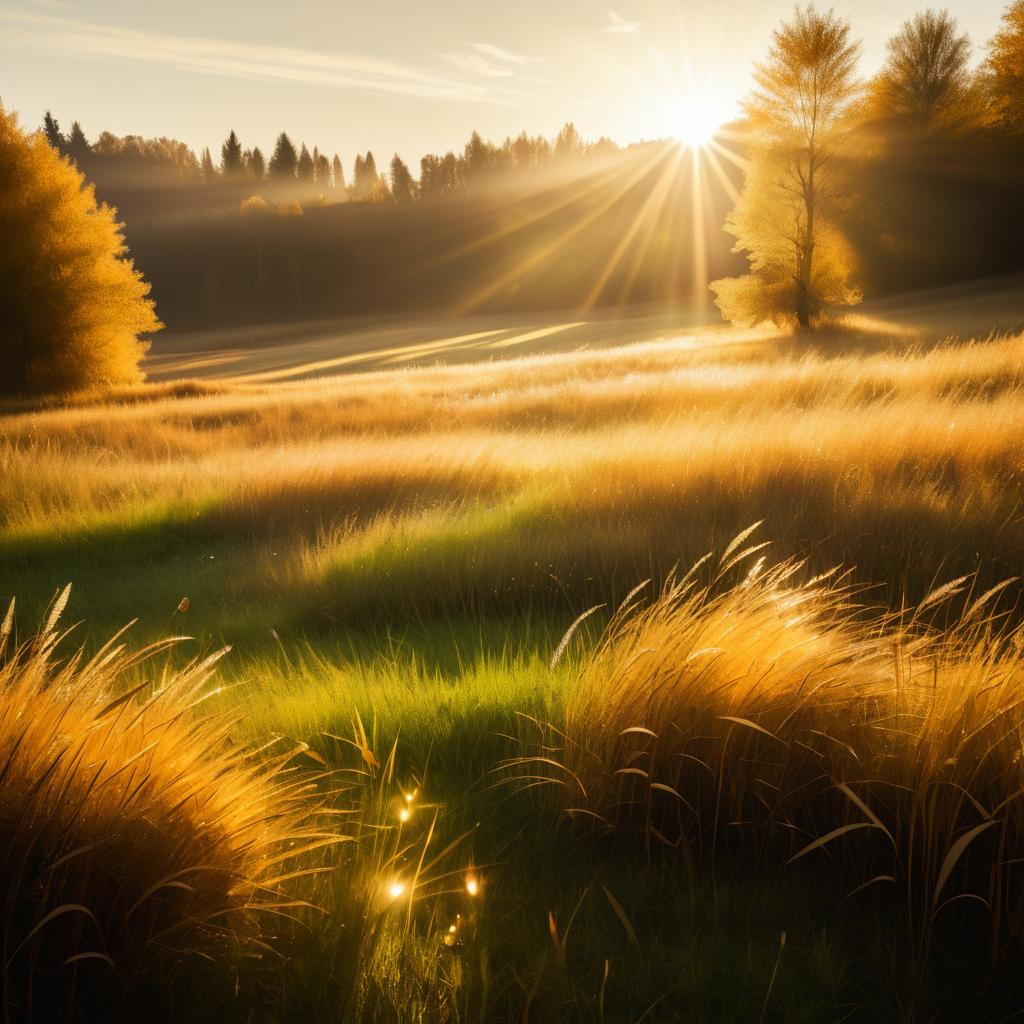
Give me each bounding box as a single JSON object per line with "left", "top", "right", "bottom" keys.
{"left": 795, "top": 280, "right": 811, "bottom": 329}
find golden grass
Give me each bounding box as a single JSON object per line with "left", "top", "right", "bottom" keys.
{"left": 531, "top": 539, "right": 1024, "bottom": 955}
{"left": 0, "top": 288, "right": 1022, "bottom": 625}
{"left": 0, "top": 591, "right": 333, "bottom": 1016}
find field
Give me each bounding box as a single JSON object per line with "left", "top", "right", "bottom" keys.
{"left": 3, "top": 277, "right": 1024, "bottom": 1022}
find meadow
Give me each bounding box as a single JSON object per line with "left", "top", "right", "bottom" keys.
{"left": 3, "top": 278, "right": 1024, "bottom": 1021}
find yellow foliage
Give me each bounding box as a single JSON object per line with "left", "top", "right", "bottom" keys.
{"left": 239, "top": 194, "right": 271, "bottom": 216}
{"left": 0, "top": 104, "right": 161, "bottom": 395}
{"left": 985, "top": 0, "right": 1024, "bottom": 134}
{"left": 711, "top": 150, "right": 861, "bottom": 327}
{"left": 711, "top": 6, "right": 862, "bottom": 329}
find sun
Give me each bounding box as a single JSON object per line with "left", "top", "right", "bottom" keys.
{"left": 671, "top": 97, "right": 721, "bottom": 148}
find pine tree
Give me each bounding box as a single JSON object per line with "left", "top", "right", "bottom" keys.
{"left": 354, "top": 151, "right": 378, "bottom": 199}
{"left": 389, "top": 153, "right": 416, "bottom": 203}
{"left": 439, "top": 151, "right": 460, "bottom": 193}
{"left": 220, "top": 129, "right": 245, "bottom": 177}
{"left": 554, "top": 122, "right": 583, "bottom": 161}
{"left": 0, "top": 103, "right": 160, "bottom": 393}
{"left": 332, "top": 153, "right": 345, "bottom": 191}
{"left": 419, "top": 154, "right": 441, "bottom": 197}
{"left": 269, "top": 132, "right": 298, "bottom": 183}
{"left": 201, "top": 146, "right": 217, "bottom": 184}
{"left": 249, "top": 146, "right": 266, "bottom": 181}
{"left": 462, "top": 131, "right": 493, "bottom": 181}
{"left": 41, "top": 111, "right": 65, "bottom": 154}
{"left": 313, "top": 148, "right": 331, "bottom": 186}
{"left": 65, "top": 121, "right": 90, "bottom": 165}
{"left": 296, "top": 144, "right": 315, "bottom": 182}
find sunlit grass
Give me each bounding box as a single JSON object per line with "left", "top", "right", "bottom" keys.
{"left": 4, "top": 287, "right": 1024, "bottom": 1019}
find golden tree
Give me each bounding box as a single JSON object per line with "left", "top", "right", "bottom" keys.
{"left": 0, "top": 104, "right": 160, "bottom": 394}
{"left": 985, "top": 1, "right": 1024, "bottom": 135}
{"left": 711, "top": 6, "right": 862, "bottom": 329}
{"left": 868, "top": 10, "right": 981, "bottom": 133}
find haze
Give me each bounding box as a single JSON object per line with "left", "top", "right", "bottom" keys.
{"left": 0, "top": 0, "right": 1010, "bottom": 165}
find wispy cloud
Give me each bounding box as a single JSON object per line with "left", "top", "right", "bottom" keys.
{"left": 471, "top": 43, "right": 541, "bottom": 66}
{"left": 0, "top": 12, "right": 494, "bottom": 102}
{"left": 444, "top": 52, "right": 516, "bottom": 78}
{"left": 605, "top": 10, "right": 641, "bottom": 34}
{"left": 443, "top": 42, "right": 542, "bottom": 79}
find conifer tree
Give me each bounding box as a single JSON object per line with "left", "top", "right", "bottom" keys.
{"left": 41, "top": 111, "right": 65, "bottom": 153}
{"left": 201, "top": 146, "right": 217, "bottom": 184}
{"left": 296, "top": 144, "right": 315, "bottom": 182}
{"left": 65, "top": 121, "right": 90, "bottom": 164}
{"left": 249, "top": 146, "right": 266, "bottom": 181}
{"left": 313, "top": 148, "right": 331, "bottom": 185}
{"left": 554, "top": 122, "right": 583, "bottom": 161}
{"left": 389, "top": 153, "right": 416, "bottom": 203}
{"left": 462, "top": 131, "right": 493, "bottom": 181}
{"left": 332, "top": 153, "right": 345, "bottom": 191}
{"left": 354, "top": 151, "right": 378, "bottom": 199}
{"left": 269, "top": 132, "right": 298, "bottom": 183}
{"left": 220, "top": 129, "right": 245, "bottom": 177}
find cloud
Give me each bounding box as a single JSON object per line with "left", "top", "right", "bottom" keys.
{"left": 471, "top": 43, "right": 541, "bottom": 66}
{"left": 444, "top": 52, "right": 516, "bottom": 78}
{"left": 444, "top": 42, "right": 542, "bottom": 79}
{"left": 0, "top": 12, "right": 494, "bottom": 102}
{"left": 605, "top": 10, "right": 641, "bottom": 34}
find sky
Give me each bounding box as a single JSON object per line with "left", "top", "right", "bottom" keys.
{"left": 0, "top": 0, "right": 1011, "bottom": 171}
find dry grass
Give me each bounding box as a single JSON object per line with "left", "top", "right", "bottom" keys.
{"left": 1, "top": 301, "right": 1022, "bottom": 624}
{"left": 529, "top": 538, "right": 1024, "bottom": 956}
{"left": 0, "top": 591, "right": 333, "bottom": 1017}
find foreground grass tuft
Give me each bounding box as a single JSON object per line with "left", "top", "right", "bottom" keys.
{"left": 0, "top": 589, "right": 333, "bottom": 1018}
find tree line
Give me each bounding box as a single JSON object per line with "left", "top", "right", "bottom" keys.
{"left": 40, "top": 115, "right": 620, "bottom": 204}
{"left": 712, "top": 2, "right": 1024, "bottom": 327}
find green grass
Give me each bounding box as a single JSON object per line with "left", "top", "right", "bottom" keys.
{"left": 6, "top": 289, "right": 1024, "bottom": 1021}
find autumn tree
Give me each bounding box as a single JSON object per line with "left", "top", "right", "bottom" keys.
{"left": 269, "top": 132, "right": 298, "bottom": 183}
{"left": 0, "top": 104, "right": 160, "bottom": 393}
{"left": 985, "top": 1, "right": 1024, "bottom": 136}
{"left": 711, "top": 6, "right": 862, "bottom": 328}
{"left": 220, "top": 129, "right": 245, "bottom": 177}
{"left": 869, "top": 10, "right": 978, "bottom": 133}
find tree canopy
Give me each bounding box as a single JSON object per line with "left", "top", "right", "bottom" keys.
{"left": 869, "top": 10, "right": 977, "bottom": 132}
{"left": 0, "top": 104, "right": 160, "bottom": 394}
{"left": 712, "top": 5, "right": 862, "bottom": 328}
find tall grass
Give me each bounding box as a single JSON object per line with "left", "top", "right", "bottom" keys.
{"left": 0, "top": 590, "right": 334, "bottom": 1018}
{"left": 3, "top": 314, "right": 1022, "bottom": 633}
{"left": 527, "top": 539, "right": 1024, "bottom": 958}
